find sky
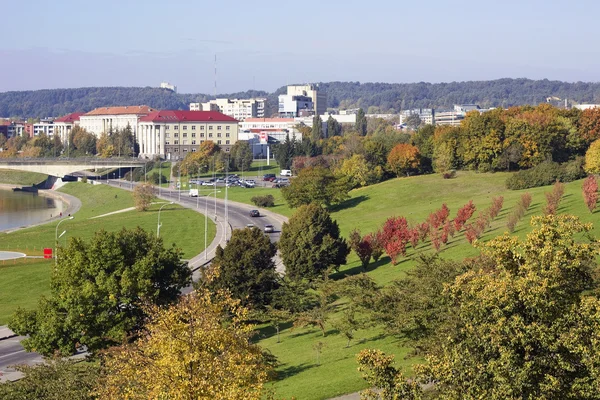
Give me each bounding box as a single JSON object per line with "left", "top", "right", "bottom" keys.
{"left": 1, "top": 0, "right": 599, "bottom": 93}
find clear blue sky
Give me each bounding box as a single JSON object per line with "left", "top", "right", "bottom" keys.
{"left": 1, "top": 0, "right": 598, "bottom": 93}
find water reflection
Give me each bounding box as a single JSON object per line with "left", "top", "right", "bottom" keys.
{"left": 0, "top": 190, "right": 65, "bottom": 231}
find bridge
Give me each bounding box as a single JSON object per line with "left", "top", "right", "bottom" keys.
{"left": 0, "top": 158, "right": 148, "bottom": 177}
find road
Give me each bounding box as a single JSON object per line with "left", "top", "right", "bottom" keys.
{"left": 0, "top": 179, "right": 288, "bottom": 382}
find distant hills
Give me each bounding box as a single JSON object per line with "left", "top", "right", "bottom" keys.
{"left": 2, "top": 78, "right": 600, "bottom": 119}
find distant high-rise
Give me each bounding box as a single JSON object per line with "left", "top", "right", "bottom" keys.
{"left": 285, "top": 84, "right": 327, "bottom": 116}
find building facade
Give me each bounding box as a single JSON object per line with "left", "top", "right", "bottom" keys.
{"left": 287, "top": 84, "right": 327, "bottom": 115}
{"left": 54, "top": 112, "right": 83, "bottom": 144}
{"left": 191, "top": 98, "right": 266, "bottom": 120}
{"left": 33, "top": 119, "right": 55, "bottom": 137}
{"left": 137, "top": 110, "right": 239, "bottom": 160}
{"left": 278, "top": 94, "right": 314, "bottom": 117}
{"left": 79, "top": 105, "right": 154, "bottom": 136}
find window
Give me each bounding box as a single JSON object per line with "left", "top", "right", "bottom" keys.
{"left": 183, "top": 148, "right": 188, "bottom": 152}
{"left": 166, "top": 133, "right": 170, "bottom": 138}
{"left": 183, "top": 126, "right": 187, "bottom": 130}
{"left": 225, "top": 147, "right": 230, "bottom": 152}
{"left": 191, "top": 133, "right": 196, "bottom": 138}
{"left": 217, "top": 133, "right": 222, "bottom": 138}
{"left": 174, "top": 126, "right": 178, "bottom": 130}
{"left": 209, "top": 125, "right": 213, "bottom": 130}
{"left": 209, "top": 133, "right": 213, "bottom": 138}
{"left": 192, "top": 140, "right": 196, "bottom": 145}
{"left": 226, "top": 132, "right": 230, "bottom": 138}
{"left": 166, "top": 141, "right": 171, "bottom": 145}
{"left": 192, "top": 148, "right": 197, "bottom": 152}
{"left": 165, "top": 125, "right": 169, "bottom": 130}
{"left": 226, "top": 140, "right": 230, "bottom": 144}
{"left": 217, "top": 126, "right": 222, "bottom": 130}
{"left": 226, "top": 125, "right": 230, "bottom": 130}
{"left": 174, "top": 133, "right": 179, "bottom": 137}
{"left": 200, "top": 126, "right": 204, "bottom": 130}
{"left": 218, "top": 140, "right": 222, "bottom": 144}
{"left": 192, "top": 126, "right": 196, "bottom": 130}
{"left": 183, "top": 133, "right": 187, "bottom": 138}
{"left": 174, "top": 140, "right": 179, "bottom": 144}
{"left": 175, "top": 148, "right": 179, "bottom": 152}
{"left": 200, "top": 133, "right": 205, "bottom": 138}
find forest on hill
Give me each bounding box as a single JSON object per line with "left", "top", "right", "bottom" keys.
{"left": 2, "top": 78, "right": 600, "bottom": 118}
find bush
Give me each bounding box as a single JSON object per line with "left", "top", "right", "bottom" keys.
{"left": 150, "top": 172, "right": 167, "bottom": 184}
{"left": 562, "top": 157, "right": 587, "bottom": 182}
{"left": 251, "top": 194, "right": 275, "bottom": 207}
{"left": 506, "top": 160, "right": 585, "bottom": 190}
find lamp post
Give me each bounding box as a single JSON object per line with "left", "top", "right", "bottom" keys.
{"left": 157, "top": 202, "right": 174, "bottom": 238}
{"left": 205, "top": 190, "right": 220, "bottom": 259}
{"left": 55, "top": 216, "right": 74, "bottom": 265}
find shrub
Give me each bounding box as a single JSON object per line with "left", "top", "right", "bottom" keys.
{"left": 543, "top": 181, "right": 565, "bottom": 215}
{"left": 507, "top": 193, "right": 532, "bottom": 233}
{"left": 506, "top": 159, "right": 586, "bottom": 190}
{"left": 251, "top": 194, "right": 275, "bottom": 207}
{"left": 562, "top": 157, "right": 587, "bottom": 182}
{"left": 582, "top": 175, "right": 598, "bottom": 213}
{"left": 454, "top": 200, "right": 476, "bottom": 231}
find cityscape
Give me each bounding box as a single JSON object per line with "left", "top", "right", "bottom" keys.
{"left": 2, "top": 1, "right": 600, "bottom": 400}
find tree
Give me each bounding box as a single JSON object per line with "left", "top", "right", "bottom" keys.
{"left": 281, "top": 166, "right": 350, "bottom": 208}
{"left": 70, "top": 126, "right": 97, "bottom": 156}
{"left": 97, "top": 290, "right": 272, "bottom": 400}
{"left": 311, "top": 114, "right": 323, "bottom": 141}
{"left": 404, "top": 113, "right": 423, "bottom": 131}
{"left": 229, "top": 140, "right": 253, "bottom": 172}
{"left": 583, "top": 175, "right": 598, "bottom": 212}
{"left": 355, "top": 108, "right": 367, "bottom": 136}
{"left": 327, "top": 115, "right": 342, "bottom": 137}
{"left": 348, "top": 229, "right": 373, "bottom": 270}
{"left": 420, "top": 215, "right": 600, "bottom": 399}
{"left": 387, "top": 143, "right": 420, "bottom": 176}
{"left": 179, "top": 149, "right": 210, "bottom": 176}
{"left": 279, "top": 204, "right": 349, "bottom": 281}
{"left": 357, "top": 349, "right": 422, "bottom": 400}
{"left": 337, "top": 153, "right": 375, "bottom": 188}
{"left": 585, "top": 138, "right": 600, "bottom": 173}
{"left": 133, "top": 183, "right": 154, "bottom": 211}
{"left": 205, "top": 227, "right": 278, "bottom": 308}
{"left": 274, "top": 133, "right": 296, "bottom": 169}
{"left": 0, "top": 359, "right": 99, "bottom": 400}
{"left": 9, "top": 228, "right": 190, "bottom": 356}
{"left": 411, "top": 124, "right": 435, "bottom": 171}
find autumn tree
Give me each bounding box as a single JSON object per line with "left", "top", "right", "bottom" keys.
{"left": 282, "top": 166, "right": 350, "bottom": 208}
{"left": 179, "top": 149, "right": 210, "bottom": 176}
{"left": 205, "top": 227, "right": 278, "bottom": 308}
{"left": 133, "top": 182, "right": 154, "bottom": 211}
{"left": 387, "top": 143, "right": 420, "bottom": 176}
{"left": 279, "top": 204, "right": 349, "bottom": 281}
{"left": 578, "top": 107, "right": 600, "bottom": 143}
{"left": 420, "top": 215, "right": 600, "bottom": 399}
{"left": 357, "top": 349, "right": 422, "bottom": 400}
{"left": 348, "top": 229, "right": 373, "bottom": 270}
{"left": 585, "top": 138, "right": 600, "bottom": 173}
{"left": 9, "top": 228, "right": 190, "bottom": 356}
{"left": 583, "top": 175, "right": 598, "bottom": 212}
{"left": 70, "top": 126, "right": 97, "bottom": 156}
{"left": 337, "top": 153, "right": 379, "bottom": 188}
{"left": 97, "top": 290, "right": 272, "bottom": 400}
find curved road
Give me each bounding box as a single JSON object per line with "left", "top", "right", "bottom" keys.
{"left": 0, "top": 179, "right": 288, "bottom": 381}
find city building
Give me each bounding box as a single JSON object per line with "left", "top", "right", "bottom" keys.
{"left": 7, "top": 122, "right": 25, "bottom": 138}
{"left": 79, "top": 105, "right": 154, "bottom": 136}
{"left": 286, "top": 84, "right": 327, "bottom": 115}
{"left": 160, "top": 82, "right": 177, "bottom": 92}
{"left": 191, "top": 98, "right": 266, "bottom": 120}
{"left": 240, "top": 118, "right": 303, "bottom": 143}
{"left": 574, "top": 104, "right": 600, "bottom": 111}
{"left": 54, "top": 112, "right": 83, "bottom": 144}
{"left": 0, "top": 121, "right": 9, "bottom": 139}
{"left": 137, "top": 110, "right": 239, "bottom": 160}
{"left": 400, "top": 109, "right": 435, "bottom": 125}
{"left": 278, "top": 94, "right": 314, "bottom": 117}
{"left": 33, "top": 119, "right": 55, "bottom": 137}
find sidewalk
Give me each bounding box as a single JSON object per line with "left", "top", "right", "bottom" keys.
{"left": 0, "top": 326, "right": 15, "bottom": 340}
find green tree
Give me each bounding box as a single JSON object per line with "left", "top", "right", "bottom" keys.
{"left": 279, "top": 204, "right": 349, "bottom": 280}
{"left": 420, "top": 215, "right": 600, "bottom": 399}
{"left": 9, "top": 228, "right": 190, "bottom": 356}
{"left": 327, "top": 115, "right": 342, "bottom": 137}
{"left": 411, "top": 124, "right": 435, "bottom": 171}
{"left": 312, "top": 114, "right": 324, "bottom": 141}
{"left": 355, "top": 108, "right": 367, "bottom": 136}
{"left": 0, "top": 359, "right": 100, "bottom": 400}
{"left": 281, "top": 166, "right": 350, "bottom": 208}
{"left": 404, "top": 113, "right": 423, "bottom": 131}
{"left": 274, "top": 133, "right": 296, "bottom": 169}
{"left": 337, "top": 154, "right": 374, "bottom": 188}
{"left": 229, "top": 140, "right": 253, "bottom": 172}
{"left": 205, "top": 227, "right": 278, "bottom": 308}
{"left": 70, "top": 126, "right": 97, "bottom": 156}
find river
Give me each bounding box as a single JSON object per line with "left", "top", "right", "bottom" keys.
{"left": 0, "top": 189, "right": 65, "bottom": 232}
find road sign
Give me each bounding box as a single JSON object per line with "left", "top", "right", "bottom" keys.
{"left": 44, "top": 248, "right": 53, "bottom": 259}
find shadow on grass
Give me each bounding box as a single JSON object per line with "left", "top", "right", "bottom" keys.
{"left": 331, "top": 256, "right": 393, "bottom": 280}
{"left": 329, "top": 195, "right": 369, "bottom": 213}
{"left": 276, "top": 362, "right": 313, "bottom": 380}
{"left": 255, "top": 321, "right": 294, "bottom": 341}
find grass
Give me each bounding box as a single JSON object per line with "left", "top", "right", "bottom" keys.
{"left": 251, "top": 171, "right": 598, "bottom": 399}
{"left": 0, "top": 169, "right": 49, "bottom": 186}
{"left": 0, "top": 182, "right": 216, "bottom": 324}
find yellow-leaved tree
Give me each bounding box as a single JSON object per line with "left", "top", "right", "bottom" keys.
{"left": 97, "top": 290, "right": 272, "bottom": 400}
{"left": 585, "top": 138, "right": 600, "bottom": 173}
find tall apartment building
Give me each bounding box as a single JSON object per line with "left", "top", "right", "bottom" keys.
{"left": 278, "top": 94, "right": 314, "bottom": 117}
{"left": 137, "top": 110, "right": 239, "bottom": 160}
{"left": 33, "top": 119, "right": 55, "bottom": 137}
{"left": 190, "top": 98, "right": 266, "bottom": 120}
{"left": 286, "top": 84, "right": 327, "bottom": 116}
{"left": 79, "top": 105, "right": 154, "bottom": 136}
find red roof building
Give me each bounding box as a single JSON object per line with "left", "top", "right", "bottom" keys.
{"left": 55, "top": 112, "right": 84, "bottom": 123}
{"left": 139, "top": 110, "right": 238, "bottom": 123}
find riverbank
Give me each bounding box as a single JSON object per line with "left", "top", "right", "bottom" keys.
{"left": 0, "top": 185, "right": 82, "bottom": 234}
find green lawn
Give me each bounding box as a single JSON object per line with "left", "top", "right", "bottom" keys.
{"left": 0, "top": 182, "right": 215, "bottom": 325}
{"left": 257, "top": 171, "right": 597, "bottom": 399}
{"left": 0, "top": 169, "right": 49, "bottom": 186}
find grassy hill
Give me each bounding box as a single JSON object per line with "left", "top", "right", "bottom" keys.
{"left": 0, "top": 169, "right": 48, "bottom": 186}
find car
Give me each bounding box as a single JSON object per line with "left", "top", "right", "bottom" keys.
{"left": 280, "top": 169, "right": 292, "bottom": 176}
{"left": 264, "top": 224, "right": 274, "bottom": 233}
{"left": 263, "top": 174, "right": 276, "bottom": 182}
{"left": 246, "top": 223, "right": 255, "bottom": 228}
{"left": 245, "top": 179, "right": 256, "bottom": 187}
{"left": 249, "top": 209, "right": 260, "bottom": 217}
{"left": 202, "top": 181, "right": 215, "bottom": 186}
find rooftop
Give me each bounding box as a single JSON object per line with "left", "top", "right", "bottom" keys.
{"left": 139, "top": 110, "right": 238, "bottom": 123}
{"left": 84, "top": 105, "right": 155, "bottom": 116}
{"left": 55, "top": 112, "right": 84, "bottom": 123}
{"left": 243, "top": 118, "right": 295, "bottom": 123}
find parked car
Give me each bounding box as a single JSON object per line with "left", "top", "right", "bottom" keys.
{"left": 245, "top": 180, "right": 256, "bottom": 187}
{"left": 202, "top": 180, "right": 215, "bottom": 186}
{"left": 280, "top": 169, "right": 292, "bottom": 176}
{"left": 250, "top": 210, "right": 260, "bottom": 217}
{"left": 264, "top": 224, "right": 274, "bottom": 233}
{"left": 263, "top": 174, "right": 276, "bottom": 182}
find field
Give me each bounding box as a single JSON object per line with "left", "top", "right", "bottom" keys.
{"left": 249, "top": 171, "right": 597, "bottom": 399}
{"left": 0, "top": 182, "right": 215, "bottom": 325}
{"left": 0, "top": 169, "right": 48, "bottom": 186}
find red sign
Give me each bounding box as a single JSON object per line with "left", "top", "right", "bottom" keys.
{"left": 259, "top": 131, "right": 268, "bottom": 144}
{"left": 43, "top": 248, "right": 53, "bottom": 259}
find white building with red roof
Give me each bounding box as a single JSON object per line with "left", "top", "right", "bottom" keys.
{"left": 137, "top": 110, "right": 239, "bottom": 159}
{"left": 79, "top": 105, "right": 154, "bottom": 136}
{"left": 54, "top": 112, "right": 84, "bottom": 145}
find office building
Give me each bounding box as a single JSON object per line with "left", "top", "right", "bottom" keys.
{"left": 54, "top": 112, "right": 83, "bottom": 144}
{"left": 278, "top": 94, "right": 314, "bottom": 117}
{"left": 286, "top": 84, "right": 327, "bottom": 115}
{"left": 191, "top": 98, "right": 266, "bottom": 120}
{"left": 79, "top": 105, "right": 154, "bottom": 136}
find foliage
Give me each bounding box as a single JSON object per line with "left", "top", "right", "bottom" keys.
{"left": 583, "top": 175, "right": 598, "bottom": 212}
{"left": 97, "top": 290, "right": 272, "bottom": 400}
{"left": 419, "top": 215, "right": 600, "bottom": 399}
{"left": 0, "top": 359, "right": 100, "bottom": 400}
{"left": 312, "top": 115, "right": 324, "bottom": 141}
{"left": 543, "top": 180, "right": 565, "bottom": 215}
{"left": 281, "top": 166, "right": 350, "bottom": 208}
{"left": 387, "top": 143, "right": 420, "bottom": 177}
{"left": 378, "top": 216, "right": 410, "bottom": 264}
{"left": 204, "top": 227, "right": 278, "bottom": 308}
{"left": 251, "top": 194, "right": 275, "bottom": 207}
{"left": 9, "top": 227, "right": 190, "bottom": 356}
{"left": 507, "top": 192, "right": 533, "bottom": 232}
{"left": 355, "top": 108, "right": 367, "bottom": 136}
{"left": 505, "top": 159, "right": 585, "bottom": 190}
{"left": 279, "top": 204, "right": 349, "bottom": 281}
{"left": 293, "top": 280, "right": 338, "bottom": 337}
{"left": 273, "top": 133, "right": 296, "bottom": 170}
{"left": 337, "top": 153, "right": 380, "bottom": 188}
{"left": 348, "top": 229, "right": 373, "bottom": 270}
{"left": 229, "top": 140, "right": 254, "bottom": 172}
{"left": 149, "top": 171, "right": 167, "bottom": 184}
{"left": 585, "top": 138, "right": 600, "bottom": 173}
{"left": 132, "top": 182, "right": 154, "bottom": 211}
{"left": 327, "top": 115, "right": 342, "bottom": 137}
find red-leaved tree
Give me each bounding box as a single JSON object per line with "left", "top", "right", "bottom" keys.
{"left": 348, "top": 229, "right": 373, "bottom": 270}
{"left": 583, "top": 175, "right": 598, "bottom": 213}
{"left": 380, "top": 216, "right": 410, "bottom": 264}
{"left": 454, "top": 200, "right": 476, "bottom": 231}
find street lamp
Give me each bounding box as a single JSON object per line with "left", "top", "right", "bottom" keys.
{"left": 157, "top": 202, "right": 174, "bottom": 238}
{"left": 205, "top": 190, "right": 221, "bottom": 259}
{"left": 55, "top": 216, "right": 74, "bottom": 265}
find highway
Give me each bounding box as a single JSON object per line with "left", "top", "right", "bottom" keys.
{"left": 0, "top": 179, "right": 288, "bottom": 381}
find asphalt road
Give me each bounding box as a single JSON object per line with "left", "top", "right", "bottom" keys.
{"left": 0, "top": 180, "right": 288, "bottom": 381}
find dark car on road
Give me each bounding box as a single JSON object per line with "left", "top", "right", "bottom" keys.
{"left": 250, "top": 210, "right": 260, "bottom": 217}
{"left": 263, "top": 174, "right": 276, "bottom": 182}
